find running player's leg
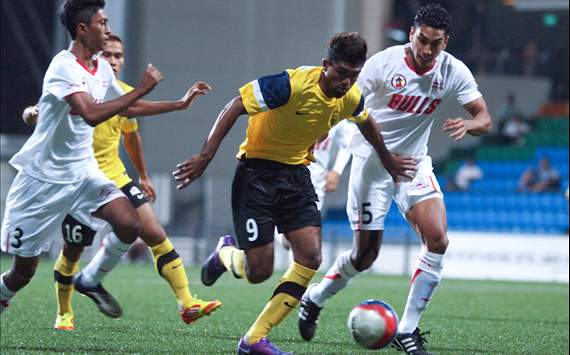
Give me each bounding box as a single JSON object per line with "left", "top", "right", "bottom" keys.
{"left": 239, "top": 162, "right": 322, "bottom": 354}
{"left": 300, "top": 154, "right": 392, "bottom": 340}
{"left": 1, "top": 256, "right": 39, "bottom": 313}
{"left": 398, "top": 197, "right": 447, "bottom": 334}
{"left": 136, "top": 201, "right": 221, "bottom": 323}
{"left": 1, "top": 172, "right": 75, "bottom": 313}
{"left": 239, "top": 227, "right": 320, "bottom": 353}
{"left": 53, "top": 214, "right": 97, "bottom": 330}
{"left": 391, "top": 157, "right": 445, "bottom": 354}
{"left": 68, "top": 174, "right": 139, "bottom": 318}
{"left": 77, "top": 197, "right": 139, "bottom": 288}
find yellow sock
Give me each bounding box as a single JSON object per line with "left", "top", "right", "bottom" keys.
{"left": 218, "top": 246, "right": 246, "bottom": 279}
{"left": 53, "top": 252, "right": 80, "bottom": 315}
{"left": 245, "top": 262, "right": 316, "bottom": 344}
{"left": 151, "top": 238, "right": 193, "bottom": 307}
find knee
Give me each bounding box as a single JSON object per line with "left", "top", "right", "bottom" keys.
{"left": 246, "top": 266, "right": 273, "bottom": 284}
{"left": 296, "top": 249, "right": 322, "bottom": 271}
{"left": 425, "top": 231, "right": 448, "bottom": 254}
{"left": 11, "top": 267, "right": 36, "bottom": 287}
{"left": 115, "top": 216, "right": 142, "bottom": 244}
{"left": 140, "top": 222, "right": 167, "bottom": 246}
{"left": 351, "top": 247, "right": 379, "bottom": 272}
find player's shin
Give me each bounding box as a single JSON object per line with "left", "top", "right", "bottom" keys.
{"left": 0, "top": 272, "right": 17, "bottom": 313}
{"left": 80, "top": 232, "right": 130, "bottom": 287}
{"left": 150, "top": 238, "right": 193, "bottom": 306}
{"left": 308, "top": 250, "right": 359, "bottom": 306}
{"left": 398, "top": 248, "right": 444, "bottom": 334}
{"left": 245, "top": 262, "right": 316, "bottom": 343}
{"left": 54, "top": 252, "right": 80, "bottom": 315}
{"left": 218, "top": 245, "right": 246, "bottom": 279}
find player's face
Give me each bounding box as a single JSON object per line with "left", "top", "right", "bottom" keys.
{"left": 321, "top": 59, "right": 362, "bottom": 98}
{"left": 79, "top": 9, "right": 111, "bottom": 52}
{"left": 101, "top": 40, "right": 125, "bottom": 77}
{"left": 409, "top": 24, "right": 448, "bottom": 69}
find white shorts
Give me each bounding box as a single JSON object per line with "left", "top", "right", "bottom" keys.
{"left": 347, "top": 154, "right": 443, "bottom": 230}
{"left": 1, "top": 170, "right": 124, "bottom": 257}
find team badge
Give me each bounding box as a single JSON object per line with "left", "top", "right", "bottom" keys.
{"left": 391, "top": 74, "right": 407, "bottom": 89}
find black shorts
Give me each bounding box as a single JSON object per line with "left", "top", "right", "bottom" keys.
{"left": 61, "top": 181, "right": 148, "bottom": 247}
{"left": 231, "top": 158, "right": 321, "bottom": 250}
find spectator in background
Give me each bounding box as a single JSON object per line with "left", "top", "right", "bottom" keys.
{"left": 454, "top": 157, "right": 483, "bottom": 191}
{"left": 499, "top": 114, "right": 530, "bottom": 145}
{"left": 498, "top": 93, "right": 523, "bottom": 122}
{"left": 518, "top": 156, "right": 561, "bottom": 192}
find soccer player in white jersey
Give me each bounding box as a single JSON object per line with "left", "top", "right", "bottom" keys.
{"left": 299, "top": 5, "right": 492, "bottom": 354}
{"left": 0, "top": 0, "right": 163, "bottom": 314}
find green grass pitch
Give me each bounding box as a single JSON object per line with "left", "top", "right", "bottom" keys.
{"left": 0, "top": 256, "right": 568, "bottom": 354}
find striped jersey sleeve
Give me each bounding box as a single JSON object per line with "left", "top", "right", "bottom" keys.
{"left": 239, "top": 71, "right": 291, "bottom": 115}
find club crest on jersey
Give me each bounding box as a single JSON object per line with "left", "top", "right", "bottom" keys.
{"left": 391, "top": 74, "right": 407, "bottom": 89}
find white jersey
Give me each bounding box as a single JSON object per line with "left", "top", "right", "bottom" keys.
{"left": 310, "top": 120, "right": 356, "bottom": 180}
{"left": 350, "top": 45, "right": 482, "bottom": 158}
{"left": 10, "top": 50, "right": 124, "bottom": 183}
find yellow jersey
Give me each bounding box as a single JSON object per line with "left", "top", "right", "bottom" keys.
{"left": 92, "top": 80, "right": 138, "bottom": 188}
{"left": 238, "top": 66, "right": 368, "bottom": 165}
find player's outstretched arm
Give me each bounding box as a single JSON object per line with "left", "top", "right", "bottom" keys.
{"left": 123, "top": 81, "right": 212, "bottom": 117}
{"left": 67, "top": 64, "right": 162, "bottom": 127}
{"left": 123, "top": 131, "right": 156, "bottom": 202}
{"left": 357, "top": 117, "right": 416, "bottom": 182}
{"left": 442, "top": 97, "right": 492, "bottom": 141}
{"left": 173, "top": 96, "right": 247, "bottom": 190}
{"left": 22, "top": 105, "right": 39, "bottom": 127}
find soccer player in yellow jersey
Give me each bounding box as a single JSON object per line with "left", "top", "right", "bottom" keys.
{"left": 174, "top": 32, "right": 415, "bottom": 354}
{"left": 23, "top": 34, "right": 221, "bottom": 331}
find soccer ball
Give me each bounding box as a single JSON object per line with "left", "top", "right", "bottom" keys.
{"left": 347, "top": 299, "right": 399, "bottom": 350}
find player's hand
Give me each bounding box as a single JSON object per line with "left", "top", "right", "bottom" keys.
{"left": 173, "top": 154, "right": 211, "bottom": 190}
{"left": 442, "top": 117, "right": 470, "bottom": 141}
{"left": 22, "top": 105, "right": 39, "bottom": 127}
{"left": 384, "top": 154, "right": 416, "bottom": 182}
{"left": 138, "top": 64, "right": 163, "bottom": 94}
{"left": 178, "top": 81, "right": 213, "bottom": 110}
{"left": 324, "top": 171, "right": 341, "bottom": 193}
{"left": 139, "top": 176, "right": 157, "bottom": 203}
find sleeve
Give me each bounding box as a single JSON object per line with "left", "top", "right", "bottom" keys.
{"left": 121, "top": 118, "right": 139, "bottom": 133}
{"left": 239, "top": 71, "right": 291, "bottom": 115}
{"left": 345, "top": 85, "right": 368, "bottom": 123}
{"left": 45, "top": 61, "right": 89, "bottom": 101}
{"left": 104, "top": 75, "right": 126, "bottom": 102}
{"left": 356, "top": 53, "right": 383, "bottom": 98}
{"left": 453, "top": 61, "right": 483, "bottom": 106}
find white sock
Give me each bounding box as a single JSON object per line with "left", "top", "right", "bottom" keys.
{"left": 0, "top": 272, "right": 16, "bottom": 302}
{"left": 398, "top": 248, "right": 444, "bottom": 334}
{"left": 308, "top": 250, "right": 359, "bottom": 307}
{"left": 80, "top": 232, "right": 130, "bottom": 287}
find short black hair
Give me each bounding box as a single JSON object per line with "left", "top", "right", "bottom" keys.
{"left": 106, "top": 33, "right": 123, "bottom": 44}
{"left": 326, "top": 32, "right": 368, "bottom": 67}
{"left": 59, "top": 0, "right": 105, "bottom": 39}
{"left": 414, "top": 3, "right": 450, "bottom": 35}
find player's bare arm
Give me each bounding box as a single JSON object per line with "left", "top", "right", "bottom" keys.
{"left": 356, "top": 117, "right": 416, "bottom": 181}
{"left": 173, "top": 96, "right": 247, "bottom": 189}
{"left": 123, "top": 131, "right": 156, "bottom": 202}
{"left": 442, "top": 97, "right": 492, "bottom": 141}
{"left": 123, "top": 81, "right": 212, "bottom": 117}
{"left": 66, "top": 63, "right": 163, "bottom": 126}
